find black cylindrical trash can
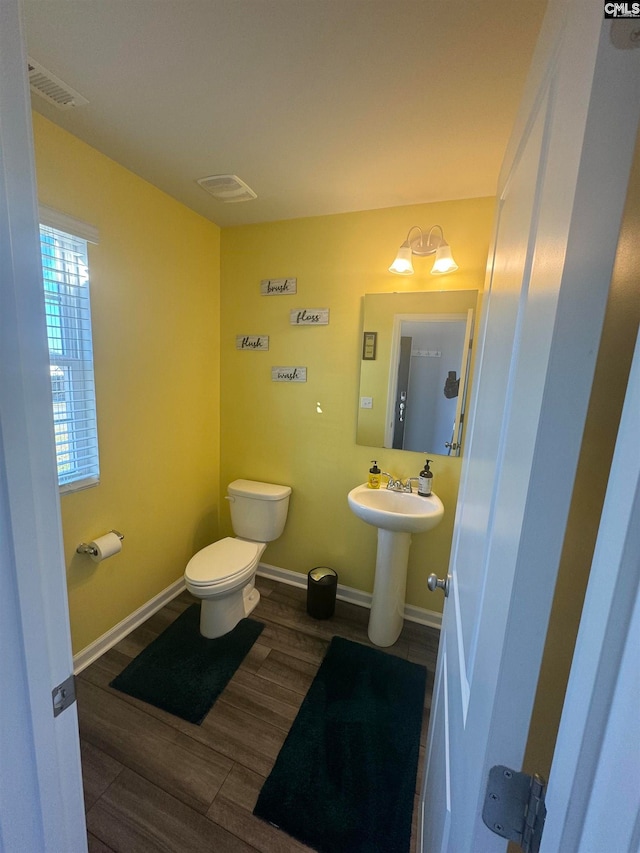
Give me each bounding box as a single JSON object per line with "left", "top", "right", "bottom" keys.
{"left": 306, "top": 566, "right": 338, "bottom": 619}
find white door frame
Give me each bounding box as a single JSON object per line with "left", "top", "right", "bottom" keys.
{"left": 0, "top": 1, "right": 87, "bottom": 849}
{"left": 542, "top": 328, "right": 640, "bottom": 850}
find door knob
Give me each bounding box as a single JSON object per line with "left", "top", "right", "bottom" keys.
{"left": 427, "top": 573, "right": 450, "bottom": 597}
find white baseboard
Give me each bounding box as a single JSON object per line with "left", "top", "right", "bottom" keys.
{"left": 73, "top": 563, "right": 441, "bottom": 674}
{"left": 72, "top": 577, "right": 186, "bottom": 674}
{"left": 257, "top": 562, "right": 442, "bottom": 632}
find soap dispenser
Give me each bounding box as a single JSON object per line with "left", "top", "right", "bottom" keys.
{"left": 418, "top": 459, "right": 433, "bottom": 497}
{"left": 368, "top": 461, "right": 381, "bottom": 489}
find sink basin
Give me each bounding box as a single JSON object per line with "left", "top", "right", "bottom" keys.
{"left": 348, "top": 483, "right": 444, "bottom": 533}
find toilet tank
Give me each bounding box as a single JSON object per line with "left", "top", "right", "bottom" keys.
{"left": 227, "top": 479, "right": 292, "bottom": 542}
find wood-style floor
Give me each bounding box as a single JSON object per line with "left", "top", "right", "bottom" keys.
{"left": 80, "top": 576, "right": 440, "bottom": 852}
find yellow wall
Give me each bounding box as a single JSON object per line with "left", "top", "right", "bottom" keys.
{"left": 219, "top": 199, "right": 494, "bottom": 612}
{"left": 32, "top": 114, "right": 221, "bottom": 654}
{"left": 33, "top": 110, "right": 493, "bottom": 647}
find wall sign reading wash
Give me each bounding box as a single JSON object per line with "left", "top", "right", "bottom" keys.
{"left": 236, "top": 335, "right": 269, "bottom": 350}
{"left": 290, "top": 308, "right": 329, "bottom": 325}
{"left": 260, "top": 278, "right": 297, "bottom": 295}
{"left": 271, "top": 366, "right": 307, "bottom": 382}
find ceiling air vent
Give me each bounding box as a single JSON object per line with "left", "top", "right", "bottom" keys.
{"left": 196, "top": 174, "right": 257, "bottom": 203}
{"left": 27, "top": 58, "right": 89, "bottom": 110}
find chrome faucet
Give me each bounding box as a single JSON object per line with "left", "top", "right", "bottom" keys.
{"left": 381, "top": 473, "right": 415, "bottom": 492}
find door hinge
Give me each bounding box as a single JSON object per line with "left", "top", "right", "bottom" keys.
{"left": 482, "top": 765, "right": 547, "bottom": 853}
{"left": 52, "top": 674, "right": 76, "bottom": 718}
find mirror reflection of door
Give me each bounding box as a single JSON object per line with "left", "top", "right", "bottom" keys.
{"left": 385, "top": 314, "right": 471, "bottom": 454}
{"left": 357, "top": 292, "right": 478, "bottom": 456}
{"left": 392, "top": 337, "right": 412, "bottom": 449}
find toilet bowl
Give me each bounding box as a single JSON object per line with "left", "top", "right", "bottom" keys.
{"left": 185, "top": 479, "right": 291, "bottom": 638}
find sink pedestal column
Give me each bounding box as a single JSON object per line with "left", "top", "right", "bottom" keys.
{"left": 368, "top": 529, "right": 412, "bottom": 647}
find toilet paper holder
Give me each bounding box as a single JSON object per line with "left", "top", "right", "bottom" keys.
{"left": 76, "top": 529, "right": 124, "bottom": 557}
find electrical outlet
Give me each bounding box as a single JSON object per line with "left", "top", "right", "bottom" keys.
{"left": 360, "top": 396, "right": 373, "bottom": 409}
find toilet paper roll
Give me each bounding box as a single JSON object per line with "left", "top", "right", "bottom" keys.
{"left": 89, "top": 532, "right": 122, "bottom": 563}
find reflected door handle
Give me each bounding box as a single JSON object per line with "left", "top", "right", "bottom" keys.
{"left": 427, "top": 573, "right": 450, "bottom": 597}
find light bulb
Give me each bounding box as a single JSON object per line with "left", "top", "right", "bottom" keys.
{"left": 389, "top": 243, "right": 414, "bottom": 275}
{"left": 431, "top": 243, "right": 458, "bottom": 275}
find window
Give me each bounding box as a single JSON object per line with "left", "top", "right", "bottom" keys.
{"left": 39, "top": 211, "right": 100, "bottom": 492}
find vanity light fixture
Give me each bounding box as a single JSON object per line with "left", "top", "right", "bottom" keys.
{"left": 388, "top": 225, "right": 458, "bottom": 276}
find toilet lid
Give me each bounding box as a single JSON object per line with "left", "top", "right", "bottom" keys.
{"left": 185, "top": 537, "right": 261, "bottom": 586}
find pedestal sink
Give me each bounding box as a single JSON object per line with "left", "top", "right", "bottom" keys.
{"left": 347, "top": 484, "right": 444, "bottom": 647}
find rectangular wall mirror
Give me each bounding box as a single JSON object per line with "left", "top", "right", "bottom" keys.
{"left": 357, "top": 290, "right": 479, "bottom": 456}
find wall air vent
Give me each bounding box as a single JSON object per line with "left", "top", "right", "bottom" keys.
{"left": 196, "top": 174, "right": 257, "bottom": 203}
{"left": 27, "top": 58, "right": 89, "bottom": 110}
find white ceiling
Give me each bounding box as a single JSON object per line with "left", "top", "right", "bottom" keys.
{"left": 22, "top": 0, "right": 547, "bottom": 228}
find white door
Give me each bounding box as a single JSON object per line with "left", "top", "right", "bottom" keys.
{"left": 0, "top": 1, "right": 87, "bottom": 849}
{"left": 420, "top": 2, "right": 640, "bottom": 850}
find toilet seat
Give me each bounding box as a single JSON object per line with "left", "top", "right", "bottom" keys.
{"left": 185, "top": 537, "right": 261, "bottom": 592}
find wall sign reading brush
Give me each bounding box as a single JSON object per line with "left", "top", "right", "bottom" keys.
{"left": 236, "top": 335, "right": 269, "bottom": 350}
{"left": 260, "top": 277, "right": 297, "bottom": 295}
{"left": 290, "top": 308, "right": 329, "bottom": 325}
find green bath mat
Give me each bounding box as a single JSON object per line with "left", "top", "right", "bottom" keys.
{"left": 110, "top": 604, "right": 263, "bottom": 724}
{"left": 253, "top": 635, "right": 426, "bottom": 853}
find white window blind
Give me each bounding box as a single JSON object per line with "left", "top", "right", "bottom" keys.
{"left": 39, "top": 222, "right": 100, "bottom": 492}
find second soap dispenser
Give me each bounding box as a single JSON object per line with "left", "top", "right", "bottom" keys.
{"left": 418, "top": 459, "right": 433, "bottom": 497}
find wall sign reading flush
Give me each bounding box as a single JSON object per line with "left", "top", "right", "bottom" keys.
{"left": 272, "top": 366, "right": 307, "bottom": 382}
{"left": 236, "top": 335, "right": 269, "bottom": 350}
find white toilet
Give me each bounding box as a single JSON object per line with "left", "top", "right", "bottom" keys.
{"left": 185, "top": 479, "right": 291, "bottom": 638}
